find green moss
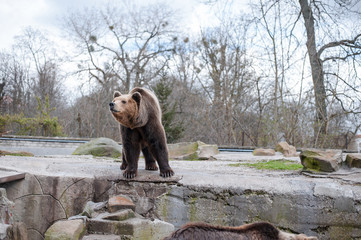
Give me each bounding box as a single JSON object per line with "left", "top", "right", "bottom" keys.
{"left": 301, "top": 157, "right": 321, "bottom": 172}
{"left": 0, "top": 150, "right": 34, "bottom": 157}
{"left": 229, "top": 163, "right": 243, "bottom": 167}
{"left": 228, "top": 160, "right": 303, "bottom": 171}
{"left": 161, "top": 194, "right": 169, "bottom": 218}
{"left": 189, "top": 197, "right": 198, "bottom": 222}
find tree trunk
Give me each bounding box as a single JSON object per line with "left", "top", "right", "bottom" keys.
{"left": 299, "top": 0, "right": 328, "bottom": 144}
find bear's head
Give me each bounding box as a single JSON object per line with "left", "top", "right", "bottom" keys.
{"left": 109, "top": 91, "right": 142, "bottom": 129}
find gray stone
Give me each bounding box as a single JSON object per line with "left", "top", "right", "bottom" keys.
{"left": 82, "top": 234, "right": 129, "bottom": 240}
{"left": 81, "top": 201, "right": 107, "bottom": 218}
{"left": 252, "top": 148, "right": 276, "bottom": 156}
{"left": 345, "top": 153, "right": 361, "bottom": 168}
{"left": 0, "top": 188, "right": 15, "bottom": 225}
{"left": 300, "top": 149, "right": 342, "bottom": 172}
{"left": 5, "top": 174, "right": 43, "bottom": 200}
{"left": 14, "top": 195, "right": 66, "bottom": 235}
{"left": 36, "top": 175, "right": 94, "bottom": 218}
{"left": 68, "top": 215, "right": 88, "bottom": 222}
{"left": 197, "top": 141, "right": 219, "bottom": 160}
{"left": 87, "top": 217, "right": 174, "bottom": 240}
{"left": 168, "top": 141, "right": 219, "bottom": 160}
{"left": 0, "top": 224, "right": 11, "bottom": 240}
{"left": 102, "top": 209, "right": 135, "bottom": 221}
{"left": 275, "top": 141, "right": 298, "bottom": 157}
{"left": 8, "top": 222, "right": 28, "bottom": 240}
{"left": 72, "top": 137, "right": 122, "bottom": 158}
{"left": 168, "top": 142, "right": 198, "bottom": 160}
{"left": 45, "top": 219, "right": 86, "bottom": 240}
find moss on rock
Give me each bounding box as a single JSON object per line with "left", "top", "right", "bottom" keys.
{"left": 72, "top": 138, "right": 122, "bottom": 158}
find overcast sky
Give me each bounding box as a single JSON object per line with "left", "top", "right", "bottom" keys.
{"left": 0, "top": 0, "right": 245, "bottom": 51}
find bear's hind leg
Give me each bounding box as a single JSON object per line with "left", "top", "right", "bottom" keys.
{"left": 142, "top": 147, "right": 158, "bottom": 171}
{"left": 147, "top": 137, "right": 174, "bottom": 177}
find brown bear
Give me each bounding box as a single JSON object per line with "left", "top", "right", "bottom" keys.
{"left": 109, "top": 87, "right": 174, "bottom": 179}
{"left": 163, "top": 221, "right": 318, "bottom": 240}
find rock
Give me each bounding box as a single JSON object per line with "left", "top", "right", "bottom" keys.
{"left": 87, "top": 217, "right": 174, "bottom": 240}
{"left": 45, "top": 219, "right": 86, "bottom": 240}
{"left": 168, "top": 141, "right": 219, "bottom": 160}
{"left": 72, "top": 138, "right": 122, "bottom": 158}
{"left": 0, "top": 224, "right": 11, "bottom": 240}
{"left": 253, "top": 148, "right": 275, "bottom": 156}
{"left": 0, "top": 188, "right": 16, "bottom": 225}
{"left": 275, "top": 142, "right": 298, "bottom": 157}
{"left": 345, "top": 154, "right": 361, "bottom": 168}
{"left": 108, "top": 195, "right": 136, "bottom": 213}
{"left": 197, "top": 141, "right": 219, "bottom": 160}
{"left": 81, "top": 201, "right": 107, "bottom": 218}
{"left": 102, "top": 209, "right": 135, "bottom": 221}
{"left": 300, "top": 149, "right": 342, "bottom": 172}
{"left": 82, "top": 234, "right": 128, "bottom": 240}
{"left": 9, "top": 222, "right": 28, "bottom": 240}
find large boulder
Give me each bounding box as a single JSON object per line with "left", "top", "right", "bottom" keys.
{"left": 275, "top": 142, "right": 298, "bottom": 157}
{"left": 253, "top": 148, "right": 275, "bottom": 156}
{"left": 168, "top": 141, "right": 219, "bottom": 160}
{"left": 300, "top": 149, "right": 342, "bottom": 172}
{"left": 72, "top": 138, "right": 122, "bottom": 158}
{"left": 345, "top": 154, "right": 361, "bottom": 168}
{"left": 45, "top": 219, "right": 86, "bottom": 240}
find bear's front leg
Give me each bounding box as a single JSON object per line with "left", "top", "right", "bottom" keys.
{"left": 122, "top": 143, "right": 140, "bottom": 179}
{"left": 121, "top": 127, "right": 141, "bottom": 179}
{"left": 120, "top": 149, "right": 128, "bottom": 170}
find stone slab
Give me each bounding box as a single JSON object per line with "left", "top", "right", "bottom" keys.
{"left": 102, "top": 209, "right": 135, "bottom": 221}
{"left": 116, "top": 169, "right": 182, "bottom": 183}
{"left": 108, "top": 196, "right": 136, "bottom": 213}
{"left": 0, "top": 171, "right": 25, "bottom": 184}
{"left": 82, "top": 234, "right": 127, "bottom": 240}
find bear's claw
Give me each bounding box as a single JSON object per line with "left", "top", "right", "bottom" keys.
{"left": 145, "top": 163, "right": 159, "bottom": 171}
{"left": 123, "top": 170, "right": 137, "bottom": 179}
{"left": 160, "top": 169, "right": 175, "bottom": 178}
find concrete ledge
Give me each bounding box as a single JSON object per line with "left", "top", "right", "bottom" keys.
{"left": 0, "top": 154, "right": 360, "bottom": 240}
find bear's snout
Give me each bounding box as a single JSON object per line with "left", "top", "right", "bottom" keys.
{"left": 109, "top": 102, "right": 119, "bottom": 112}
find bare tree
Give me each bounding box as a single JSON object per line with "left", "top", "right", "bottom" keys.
{"left": 298, "top": 0, "right": 361, "bottom": 145}
{"left": 63, "top": 2, "right": 177, "bottom": 92}
{"left": 14, "top": 27, "right": 64, "bottom": 115}
{"left": 0, "top": 51, "right": 31, "bottom": 115}
{"left": 194, "top": 18, "right": 255, "bottom": 145}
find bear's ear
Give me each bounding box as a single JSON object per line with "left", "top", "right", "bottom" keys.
{"left": 132, "top": 92, "right": 142, "bottom": 105}
{"left": 114, "top": 91, "right": 121, "bottom": 98}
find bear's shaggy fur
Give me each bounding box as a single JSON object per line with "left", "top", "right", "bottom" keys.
{"left": 163, "top": 222, "right": 318, "bottom": 240}
{"left": 109, "top": 87, "right": 174, "bottom": 179}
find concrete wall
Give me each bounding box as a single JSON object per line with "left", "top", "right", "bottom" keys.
{"left": 0, "top": 139, "right": 83, "bottom": 155}
{"left": 2, "top": 174, "right": 361, "bottom": 240}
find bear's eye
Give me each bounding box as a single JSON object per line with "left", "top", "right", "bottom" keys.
{"left": 121, "top": 100, "right": 126, "bottom": 104}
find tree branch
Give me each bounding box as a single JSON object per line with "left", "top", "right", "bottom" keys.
{"left": 318, "top": 33, "right": 361, "bottom": 57}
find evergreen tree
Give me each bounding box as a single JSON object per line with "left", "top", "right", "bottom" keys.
{"left": 153, "top": 78, "right": 184, "bottom": 143}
